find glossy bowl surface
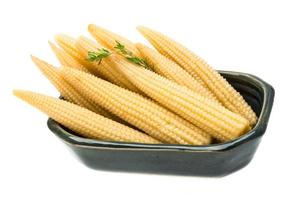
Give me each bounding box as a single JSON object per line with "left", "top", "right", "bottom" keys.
{"left": 48, "top": 71, "right": 274, "bottom": 176}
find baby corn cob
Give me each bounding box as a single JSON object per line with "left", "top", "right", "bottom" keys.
{"left": 55, "top": 34, "right": 97, "bottom": 74}
{"left": 110, "top": 59, "right": 251, "bottom": 142}
{"left": 88, "top": 24, "right": 141, "bottom": 56}
{"left": 61, "top": 67, "right": 211, "bottom": 145}
{"left": 136, "top": 43, "right": 219, "bottom": 103}
{"left": 75, "top": 36, "right": 139, "bottom": 92}
{"left": 48, "top": 41, "right": 89, "bottom": 72}
{"left": 14, "top": 90, "right": 159, "bottom": 144}
{"left": 31, "top": 55, "right": 113, "bottom": 119}
{"left": 137, "top": 26, "right": 257, "bottom": 125}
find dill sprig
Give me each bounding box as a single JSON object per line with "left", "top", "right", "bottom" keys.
{"left": 114, "top": 41, "right": 152, "bottom": 70}
{"left": 87, "top": 48, "right": 111, "bottom": 64}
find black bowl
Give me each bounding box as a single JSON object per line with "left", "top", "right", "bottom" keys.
{"left": 47, "top": 71, "right": 274, "bottom": 176}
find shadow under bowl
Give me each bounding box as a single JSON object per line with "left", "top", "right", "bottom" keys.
{"left": 47, "top": 71, "right": 274, "bottom": 176}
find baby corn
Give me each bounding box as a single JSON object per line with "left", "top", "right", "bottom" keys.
{"left": 61, "top": 67, "right": 211, "bottom": 145}
{"left": 136, "top": 43, "right": 219, "bottom": 103}
{"left": 14, "top": 24, "right": 260, "bottom": 146}
{"left": 75, "top": 36, "right": 139, "bottom": 92}
{"left": 14, "top": 90, "right": 159, "bottom": 144}
{"left": 88, "top": 24, "right": 141, "bottom": 56}
{"left": 55, "top": 34, "right": 97, "bottom": 74}
{"left": 110, "top": 59, "right": 251, "bottom": 142}
{"left": 137, "top": 26, "right": 257, "bottom": 125}
{"left": 48, "top": 41, "right": 88, "bottom": 72}
{"left": 31, "top": 56, "right": 113, "bottom": 119}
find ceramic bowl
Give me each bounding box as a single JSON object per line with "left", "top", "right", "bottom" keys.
{"left": 47, "top": 71, "right": 274, "bottom": 176}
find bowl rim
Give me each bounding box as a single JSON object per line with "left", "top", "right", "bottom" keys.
{"left": 47, "top": 70, "right": 274, "bottom": 152}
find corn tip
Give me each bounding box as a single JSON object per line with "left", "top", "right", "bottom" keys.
{"left": 13, "top": 89, "right": 31, "bottom": 101}
{"left": 48, "top": 40, "right": 54, "bottom": 46}
{"left": 136, "top": 26, "right": 153, "bottom": 41}
{"left": 48, "top": 40, "right": 58, "bottom": 50}
{"left": 88, "top": 24, "right": 108, "bottom": 35}
{"left": 31, "top": 56, "right": 61, "bottom": 79}
{"left": 30, "top": 55, "right": 42, "bottom": 65}
{"left": 55, "top": 34, "right": 74, "bottom": 46}
{"left": 31, "top": 55, "right": 44, "bottom": 66}
{"left": 13, "top": 89, "right": 22, "bottom": 97}
{"left": 54, "top": 34, "right": 64, "bottom": 43}
{"left": 88, "top": 24, "right": 96, "bottom": 33}
{"left": 137, "top": 26, "right": 153, "bottom": 35}
{"left": 30, "top": 54, "right": 36, "bottom": 60}
{"left": 136, "top": 25, "right": 146, "bottom": 31}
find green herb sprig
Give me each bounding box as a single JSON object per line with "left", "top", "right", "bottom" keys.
{"left": 87, "top": 48, "right": 111, "bottom": 64}
{"left": 114, "top": 41, "right": 152, "bottom": 70}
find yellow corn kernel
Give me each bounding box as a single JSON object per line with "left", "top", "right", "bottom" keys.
{"left": 14, "top": 90, "right": 159, "bottom": 144}
{"left": 137, "top": 26, "right": 257, "bottom": 126}
{"left": 31, "top": 55, "right": 113, "bottom": 119}
{"left": 108, "top": 59, "right": 251, "bottom": 142}
{"left": 136, "top": 43, "right": 219, "bottom": 103}
{"left": 48, "top": 41, "right": 89, "bottom": 72}
{"left": 55, "top": 34, "right": 97, "bottom": 74}
{"left": 88, "top": 24, "right": 141, "bottom": 56}
{"left": 75, "top": 36, "right": 139, "bottom": 92}
{"left": 61, "top": 67, "right": 211, "bottom": 145}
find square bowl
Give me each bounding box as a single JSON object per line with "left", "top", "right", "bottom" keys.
{"left": 47, "top": 71, "right": 274, "bottom": 176}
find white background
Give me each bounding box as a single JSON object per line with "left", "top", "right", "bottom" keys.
{"left": 1, "top": 0, "right": 299, "bottom": 199}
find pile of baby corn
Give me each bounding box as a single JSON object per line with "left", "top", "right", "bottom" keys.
{"left": 14, "top": 24, "right": 258, "bottom": 145}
